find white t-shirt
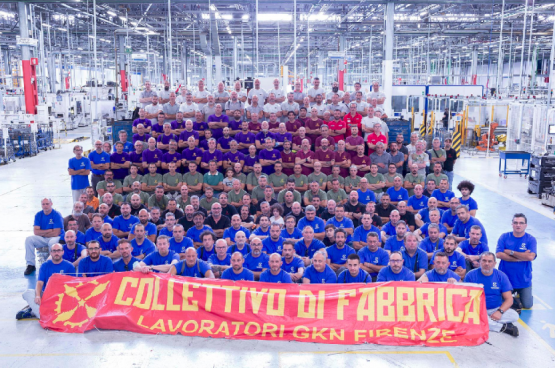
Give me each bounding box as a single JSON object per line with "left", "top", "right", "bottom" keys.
{"left": 247, "top": 88, "right": 268, "bottom": 103}
{"left": 179, "top": 102, "right": 200, "bottom": 120}
{"left": 361, "top": 116, "right": 382, "bottom": 140}
{"left": 281, "top": 101, "right": 299, "bottom": 113}
{"left": 327, "top": 90, "right": 345, "bottom": 101}
{"left": 233, "top": 89, "right": 248, "bottom": 101}
{"left": 353, "top": 90, "right": 366, "bottom": 100}
{"left": 326, "top": 103, "right": 348, "bottom": 115}
{"left": 306, "top": 87, "right": 326, "bottom": 99}
{"left": 175, "top": 95, "right": 188, "bottom": 104}
{"left": 355, "top": 101, "right": 368, "bottom": 114}
{"left": 193, "top": 90, "right": 211, "bottom": 110}
{"left": 313, "top": 103, "right": 328, "bottom": 116}
{"left": 263, "top": 103, "right": 282, "bottom": 115}
{"left": 158, "top": 90, "right": 171, "bottom": 101}
{"left": 368, "top": 91, "right": 385, "bottom": 100}
{"left": 267, "top": 88, "right": 285, "bottom": 101}
{"left": 145, "top": 103, "right": 163, "bottom": 116}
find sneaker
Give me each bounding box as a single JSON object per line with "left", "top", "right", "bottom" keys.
{"left": 24, "top": 265, "right": 36, "bottom": 276}
{"left": 501, "top": 323, "right": 520, "bottom": 337}
{"left": 16, "top": 306, "right": 36, "bottom": 320}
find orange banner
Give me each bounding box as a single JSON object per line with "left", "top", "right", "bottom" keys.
{"left": 40, "top": 272, "right": 489, "bottom": 346}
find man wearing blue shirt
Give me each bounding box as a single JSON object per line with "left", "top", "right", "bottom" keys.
{"left": 441, "top": 197, "right": 461, "bottom": 232}
{"left": 296, "top": 205, "right": 325, "bottom": 240}
{"left": 294, "top": 226, "right": 326, "bottom": 266}
{"left": 452, "top": 205, "right": 488, "bottom": 246}
{"left": 260, "top": 253, "right": 293, "bottom": 283}
{"left": 281, "top": 215, "right": 303, "bottom": 241}
{"left": 459, "top": 225, "right": 489, "bottom": 272}
{"left": 381, "top": 210, "right": 408, "bottom": 242}
{"left": 224, "top": 214, "right": 252, "bottom": 245}
{"left": 465, "top": 252, "right": 520, "bottom": 337}
{"left": 168, "top": 225, "right": 194, "bottom": 259}
{"left": 227, "top": 231, "right": 252, "bottom": 256}
{"left": 138, "top": 235, "right": 180, "bottom": 273}
{"left": 130, "top": 223, "right": 156, "bottom": 259}
{"left": 338, "top": 254, "right": 370, "bottom": 283}
{"left": 208, "top": 240, "right": 232, "bottom": 278}
{"left": 457, "top": 180, "right": 479, "bottom": 217}
{"left": 24, "top": 198, "right": 66, "bottom": 275}
{"left": 418, "top": 224, "right": 445, "bottom": 260}
{"left": 129, "top": 209, "right": 158, "bottom": 243}
{"left": 281, "top": 240, "right": 305, "bottom": 282}
{"left": 352, "top": 213, "right": 381, "bottom": 251}
{"left": 59, "top": 230, "right": 87, "bottom": 268}
{"left": 407, "top": 184, "right": 428, "bottom": 214}
{"left": 384, "top": 222, "right": 408, "bottom": 254}
{"left": 78, "top": 241, "right": 114, "bottom": 277}
{"left": 415, "top": 197, "right": 443, "bottom": 228}
{"left": 419, "top": 252, "right": 461, "bottom": 283}
{"left": 113, "top": 239, "right": 141, "bottom": 272}
{"left": 197, "top": 231, "right": 217, "bottom": 261}
{"left": 415, "top": 209, "right": 447, "bottom": 240}
{"left": 112, "top": 203, "right": 139, "bottom": 239}
{"left": 262, "top": 223, "right": 285, "bottom": 254}
{"left": 302, "top": 250, "right": 337, "bottom": 284}
{"left": 429, "top": 235, "right": 466, "bottom": 280}
{"left": 496, "top": 213, "right": 537, "bottom": 309}
{"left": 89, "top": 140, "right": 111, "bottom": 197}
{"left": 68, "top": 145, "right": 92, "bottom": 203}
{"left": 98, "top": 223, "right": 121, "bottom": 260}
{"left": 326, "top": 205, "right": 355, "bottom": 242}
{"left": 170, "top": 248, "right": 215, "bottom": 278}
{"left": 20, "top": 244, "right": 75, "bottom": 319}
{"left": 401, "top": 232, "right": 428, "bottom": 279}
{"left": 376, "top": 251, "right": 416, "bottom": 282}
{"left": 326, "top": 229, "right": 356, "bottom": 273}
{"left": 386, "top": 176, "right": 409, "bottom": 206}
{"left": 221, "top": 252, "right": 255, "bottom": 281}
{"left": 358, "top": 232, "right": 390, "bottom": 282}
{"left": 186, "top": 212, "right": 213, "bottom": 248}
{"left": 244, "top": 237, "right": 270, "bottom": 280}
{"left": 431, "top": 179, "right": 455, "bottom": 210}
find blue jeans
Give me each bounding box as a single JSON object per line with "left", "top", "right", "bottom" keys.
{"left": 444, "top": 170, "right": 454, "bottom": 191}
{"left": 514, "top": 286, "right": 533, "bottom": 309}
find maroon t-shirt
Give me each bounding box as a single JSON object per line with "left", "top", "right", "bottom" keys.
{"left": 292, "top": 135, "right": 312, "bottom": 148}
{"left": 351, "top": 155, "right": 371, "bottom": 177}
{"left": 334, "top": 150, "right": 351, "bottom": 177}
{"left": 315, "top": 136, "right": 336, "bottom": 150}
{"left": 306, "top": 118, "right": 323, "bottom": 142}
{"left": 295, "top": 150, "right": 315, "bottom": 176}
{"left": 248, "top": 122, "right": 262, "bottom": 132}
{"left": 286, "top": 120, "right": 302, "bottom": 133}
{"left": 314, "top": 149, "right": 335, "bottom": 175}
{"left": 346, "top": 136, "right": 364, "bottom": 159}
{"left": 281, "top": 151, "right": 296, "bottom": 176}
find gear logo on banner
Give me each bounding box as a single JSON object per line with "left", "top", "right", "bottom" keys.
{"left": 53, "top": 280, "right": 110, "bottom": 328}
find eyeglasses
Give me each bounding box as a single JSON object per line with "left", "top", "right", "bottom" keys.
{"left": 51, "top": 249, "right": 63, "bottom": 253}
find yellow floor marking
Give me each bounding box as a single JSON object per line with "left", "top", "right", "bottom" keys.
{"left": 518, "top": 319, "right": 555, "bottom": 357}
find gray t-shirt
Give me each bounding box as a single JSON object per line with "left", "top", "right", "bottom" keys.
{"left": 246, "top": 105, "right": 264, "bottom": 116}
{"left": 225, "top": 100, "right": 245, "bottom": 114}
{"left": 267, "top": 88, "right": 286, "bottom": 101}
{"left": 389, "top": 151, "right": 406, "bottom": 174}
{"left": 327, "top": 103, "right": 348, "bottom": 115}
{"left": 163, "top": 102, "right": 180, "bottom": 122}
{"left": 158, "top": 90, "right": 171, "bottom": 101}
{"left": 140, "top": 90, "right": 157, "bottom": 108}
{"left": 306, "top": 87, "right": 326, "bottom": 100}
{"left": 369, "top": 152, "right": 392, "bottom": 174}
{"left": 233, "top": 89, "right": 248, "bottom": 101}
{"left": 203, "top": 104, "right": 217, "bottom": 118}
{"left": 263, "top": 103, "right": 282, "bottom": 115}
{"left": 326, "top": 90, "right": 345, "bottom": 101}
{"left": 248, "top": 88, "right": 268, "bottom": 103}
{"left": 213, "top": 91, "right": 230, "bottom": 104}
{"left": 292, "top": 91, "right": 306, "bottom": 102}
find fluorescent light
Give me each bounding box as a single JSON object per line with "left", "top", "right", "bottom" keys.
{"left": 242, "top": 14, "right": 249, "bottom": 20}
{"left": 221, "top": 14, "right": 232, "bottom": 20}
{"left": 258, "top": 13, "right": 292, "bottom": 22}
{"left": 119, "top": 16, "right": 127, "bottom": 21}
{"left": 107, "top": 11, "right": 117, "bottom": 17}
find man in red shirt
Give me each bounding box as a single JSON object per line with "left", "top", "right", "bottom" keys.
{"left": 343, "top": 102, "right": 363, "bottom": 138}
{"left": 295, "top": 139, "right": 315, "bottom": 176}
{"left": 292, "top": 126, "right": 311, "bottom": 151}
{"left": 314, "top": 138, "right": 335, "bottom": 175}
{"left": 248, "top": 112, "right": 262, "bottom": 132}
{"left": 346, "top": 126, "right": 364, "bottom": 159}
{"left": 280, "top": 140, "right": 296, "bottom": 176}
{"left": 367, "top": 122, "right": 388, "bottom": 155}
{"left": 328, "top": 110, "right": 347, "bottom": 144}
{"left": 306, "top": 107, "right": 323, "bottom": 144}
{"left": 296, "top": 107, "right": 310, "bottom": 126}
{"left": 285, "top": 111, "right": 301, "bottom": 136}
{"left": 335, "top": 140, "right": 352, "bottom": 177}
{"left": 315, "top": 125, "right": 336, "bottom": 151}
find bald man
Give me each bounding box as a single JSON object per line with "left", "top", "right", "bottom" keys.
{"left": 170, "top": 248, "right": 215, "bottom": 278}
{"left": 259, "top": 253, "right": 293, "bottom": 283}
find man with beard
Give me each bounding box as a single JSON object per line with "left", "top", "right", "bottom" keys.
{"left": 260, "top": 253, "right": 293, "bottom": 283}
{"left": 418, "top": 223, "right": 445, "bottom": 260}
{"left": 404, "top": 163, "right": 426, "bottom": 197}
{"left": 243, "top": 238, "right": 269, "bottom": 280}
{"left": 78, "top": 240, "right": 114, "bottom": 277}
{"left": 325, "top": 229, "right": 355, "bottom": 274}
{"left": 280, "top": 240, "right": 305, "bottom": 282}
{"left": 127, "top": 192, "right": 148, "bottom": 216}
{"left": 185, "top": 212, "right": 212, "bottom": 248}
{"left": 162, "top": 199, "right": 184, "bottom": 221}
{"left": 458, "top": 225, "right": 489, "bottom": 272}
{"left": 129, "top": 209, "right": 157, "bottom": 243}
{"left": 58, "top": 229, "right": 86, "bottom": 267}
{"left": 177, "top": 205, "right": 196, "bottom": 231}
{"left": 97, "top": 223, "right": 120, "bottom": 260}
{"left": 302, "top": 251, "right": 337, "bottom": 284}
{"left": 344, "top": 191, "right": 366, "bottom": 228}
{"left": 169, "top": 247, "right": 215, "bottom": 278}
{"left": 419, "top": 251, "right": 461, "bottom": 283}
{"left": 352, "top": 213, "right": 381, "bottom": 251}
{"left": 129, "top": 223, "right": 156, "bottom": 259}
{"left": 358, "top": 232, "right": 389, "bottom": 282}
{"left": 376, "top": 251, "right": 416, "bottom": 281}
{"left": 138, "top": 236, "right": 180, "bottom": 273}
{"left": 168, "top": 224, "right": 194, "bottom": 259}
{"left": 401, "top": 233, "right": 428, "bottom": 279}
{"left": 113, "top": 239, "right": 141, "bottom": 272}
{"left": 207, "top": 240, "right": 231, "bottom": 278}
{"left": 221, "top": 252, "right": 254, "bottom": 281}
{"left": 63, "top": 201, "right": 90, "bottom": 233}
{"left": 112, "top": 202, "right": 139, "bottom": 238}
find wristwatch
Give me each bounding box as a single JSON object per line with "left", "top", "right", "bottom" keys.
{"left": 497, "top": 308, "right": 505, "bottom": 314}
{"left": 510, "top": 250, "right": 515, "bottom": 256}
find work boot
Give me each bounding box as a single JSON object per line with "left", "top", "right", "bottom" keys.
{"left": 24, "top": 265, "right": 36, "bottom": 276}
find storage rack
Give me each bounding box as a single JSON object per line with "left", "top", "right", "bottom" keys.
{"left": 528, "top": 155, "right": 555, "bottom": 198}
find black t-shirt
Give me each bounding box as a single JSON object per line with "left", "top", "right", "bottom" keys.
{"left": 193, "top": 206, "right": 208, "bottom": 216}
{"left": 369, "top": 213, "right": 383, "bottom": 228}
{"left": 130, "top": 204, "right": 147, "bottom": 217}
{"left": 177, "top": 216, "right": 195, "bottom": 232}
{"left": 422, "top": 190, "right": 433, "bottom": 198}
{"left": 108, "top": 204, "right": 121, "bottom": 219}
{"left": 256, "top": 198, "right": 278, "bottom": 213}
{"left": 320, "top": 209, "right": 335, "bottom": 221}
{"left": 444, "top": 148, "right": 457, "bottom": 172}
{"left": 400, "top": 211, "right": 416, "bottom": 229}
{"left": 315, "top": 206, "right": 325, "bottom": 218}
{"left": 204, "top": 215, "right": 231, "bottom": 231}
{"left": 376, "top": 203, "right": 396, "bottom": 219}
{"left": 162, "top": 208, "right": 184, "bottom": 220}
{"left": 221, "top": 204, "right": 238, "bottom": 219}
{"left": 282, "top": 203, "right": 293, "bottom": 217}
{"left": 344, "top": 202, "right": 366, "bottom": 227}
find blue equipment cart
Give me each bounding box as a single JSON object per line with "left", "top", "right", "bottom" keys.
{"left": 498, "top": 151, "right": 531, "bottom": 179}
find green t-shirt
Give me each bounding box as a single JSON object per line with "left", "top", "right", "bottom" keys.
{"left": 148, "top": 194, "right": 169, "bottom": 211}
{"left": 96, "top": 180, "right": 123, "bottom": 192}
{"left": 163, "top": 172, "right": 183, "bottom": 187}
{"left": 176, "top": 195, "right": 191, "bottom": 210}
{"left": 100, "top": 193, "right": 124, "bottom": 206}
{"left": 384, "top": 173, "right": 403, "bottom": 184}
{"left": 288, "top": 174, "right": 308, "bottom": 191}
{"left": 327, "top": 175, "right": 345, "bottom": 186}
{"left": 141, "top": 174, "right": 163, "bottom": 188}
{"left": 428, "top": 148, "right": 446, "bottom": 165}
{"left": 228, "top": 189, "right": 247, "bottom": 204}
{"left": 233, "top": 173, "right": 247, "bottom": 184}
{"left": 344, "top": 176, "right": 361, "bottom": 190}
{"left": 404, "top": 173, "right": 425, "bottom": 196}
{"left": 124, "top": 191, "right": 150, "bottom": 205}
{"left": 307, "top": 172, "right": 327, "bottom": 187}
{"left": 183, "top": 172, "right": 204, "bottom": 194}
{"left": 246, "top": 172, "right": 262, "bottom": 187}
{"left": 251, "top": 186, "right": 267, "bottom": 201}
{"left": 277, "top": 189, "right": 302, "bottom": 203}
{"left": 268, "top": 173, "right": 288, "bottom": 189}
{"left": 204, "top": 171, "right": 224, "bottom": 188}
{"left": 364, "top": 173, "right": 385, "bottom": 194}
{"left": 303, "top": 189, "right": 328, "bottom": 202}
{"left": 327, "top": 188, "right": 348, "bottom": 203}
{"left": 426, "top": 173, "right": 448, "bottom": 187}
{"left": 123, "top": 174, "right": 143, "bottom": 188}
{"left": 200, "top": 197, "right": 218, "bottom": 212}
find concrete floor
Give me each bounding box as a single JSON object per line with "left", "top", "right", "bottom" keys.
{"left": 1, "top": 128, "right": 555, "bottom": 367}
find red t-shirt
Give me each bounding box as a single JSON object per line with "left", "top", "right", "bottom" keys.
{"left": 280, "top": 151, "right": 296, "bottom": 176}
{"left": 295, "top": 149, "right": 316, "bottom": 176}
{"left": 269, "top": 121, "right": 280, "bottom": 131}
{"left": 292, "top": 135, "right": 312, "bottom": 148}
{"left": 346, "top": 136, "right": 364, "bottom": 158}
{"left": 334, "top": 150, "right": 351, "bottom": 177}
{"left": 327, "top": 119, "right": 347, "bottom": 143}
{"left": 351, "top": 155, "right": 371, "bottom": 177}
{"left": 366, "top": 133, "right": 388, "bottom": 155}
{"left": 286, "top": 120, "right": 302, "bottom": 133}
{"left": 314, "top": 148, "right": 336, "bottom": 175}
{"left": 249, "top": 122, "right": 262, "bottom": 132}
{"left": 343, "top": 113, "right": 363, "bottom": 137}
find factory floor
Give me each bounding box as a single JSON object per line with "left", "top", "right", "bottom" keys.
{"left": 0, "top": 128, "right": 554, "bottom": 367}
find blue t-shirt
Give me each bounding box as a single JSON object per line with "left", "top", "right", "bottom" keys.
{"left": 174, "top": 260, "right": 211, "bottom": 277}
{"left": 357, "top": 189, "right": 376, "bottom": 205}
{"left": 113, "top": 257, "right": 141, "bottom": 272}
{"left": 424, "top": 269, "right": 461, "bottom": 282}
{"left": 431, "top": 189, "right": 455, "bottom": 209}
{"left": 294, "top": 238, "right": 325, "bottom": 258}
{"left": 38, "top": 260, "right": 76, "bottom": 291}
{"left": 244, "top": 252, "right": 270, "bottom": 271}
{"left": 197, "top": 246, "right": 216, "bottom": 262}
{"left": 386, "top": 187, "right": 409, "bottom": 202}
{"left": 353, "top": 225, "right": 381, "bottom": 243}
{"left": 98, "top": 235, "right": 119, "bottom": 252}
{"left": 78, "top": 255, "right": 114, "bottom": 277}
{"left": 85, "top": 227, "right": 102, "bottom": 243}
{"left": 281, "top": 257, "right": 305, "bottom": 274}
{"left": 186, "top": 225, "right": 214, "bottom": 243}
{"left": 88, "top": 150, "right": 111, "bottom": 175}
{"left": 143, "top": 251, "right": 180, "bottom": 269}
{"left": 62, "top": 243, "right": 86, "bottom": 263}
{"left": 130, "top": 222, "right": 158, "bottom": 238}
{"left": 377, "top": 266, "right": 416, "bottom": 282}
{"left": 114, "top": 141, "right": 134, "bottom": 153}
{"left": 441, "top": 210, "right": 458, "bottom": 228}
{"left": 262, "top": 237, "right": 285, "bottom": 254}
{"left": 408, "top": 195, "right": 428, "bottom": 211}
{"left": 103, "top": 216, "right": 114, "bottom": 225}
{"left": 459, "top": 240, "right": 489, "bottom": 256}
{"left": 223, "top": 226, "right": 251, "bottom": 243}
{"left": 384, "top": 237, "right": 406, "bottom": 253}
{"left": 419, "top": 237, "right": 444, "bottom": 254}
{"left": 419, "top": 222, "right": 448, "bottom": 237}
{"left": 280, "top": 227, "right": 303, "bottom": 240}
{"left": 465, "top": 268, "right": 512, "bottom": 309}
{"left": 338, "top": 269, "right": 370, "bottom": 283}
{"left": 61, "top": 230, "right": 86, "bottom": 245}
{"left": 326, "top": 244, "right": 356, "bottom": 265}
{"left": 259, "top": 269, "right": 293, "bottom": 283}
{"left": 130, "top": 238, "right": 156, "bottom": 257}
{"left": 496, "top": 232, "right": 537, "bottom": 289}
{"left": 297, "top": 216, "right": 325, "bottom": 234}
{"left": 358, "top": 247, "right": 390, "bottom": 277}
{"left": 459, "top": 197, "right": 478, "bottom": 211}
{"left": 226, "top": 244, "right": 252, "bottom": 257}
{"left": 430, "top": 250, "right": 466, "bottom": 271}
{"left": 34, "top": 210, "right": 65, "bottom": 239}
{"left": 452, "top": 216, "right": 488, "bottom": 246}
{"left": 208, "top": 253, "right": 232, "bottom": 266}
{"left": 112, "top": 215, "right": 139, "bottom": 233}
{"left": 159, "top": 228, "right": 174, "bottom": 238}
{"left": 169, "top": 237, "right": 194, "bottom": 254}
{"left": 221, "top": 267, "right": 255, "bottom": 281}
{"left": 326, "top": 217, "right": 355, "bottom": 242}
{"left": 401, "top": 248, "right": 429, "bottom": 273}
{"left": 303, "top": 264, "right": 337, "bottom": 284}
{"left": 68, "top": 157, "right": 91, "bottom": 190}
{"left": 381, "top": 221, "right": 408, "bottom": 237}
{"left": 417, "top": 208, "right": 444, "bottom": 224}
{"left": 253, "top": 227, "right": 270, "bottom": 238}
